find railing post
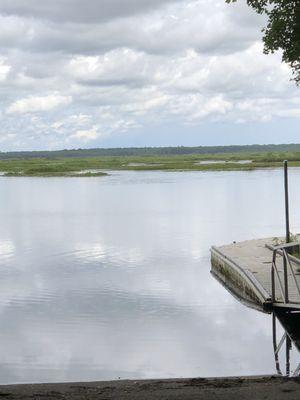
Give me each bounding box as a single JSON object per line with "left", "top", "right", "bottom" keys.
{"left": 283, "top": 249, "right": 289, "bottom": 303}
{"left": 271, "top": 264, "right": 275, "bottom": 302}
{"left": 271, "top": 250, "right": 276, "bottom": 302}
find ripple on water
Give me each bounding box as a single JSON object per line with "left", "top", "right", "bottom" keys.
{"left": 0, "top": 170, "right": 298, "bottom": 383}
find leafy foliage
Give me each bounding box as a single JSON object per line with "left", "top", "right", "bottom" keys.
{"left": 226, "top": 0, "right": 300, "bottom": 84}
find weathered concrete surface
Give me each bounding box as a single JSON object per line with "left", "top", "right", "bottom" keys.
{"left": 0, "top": 376, "right": 299, "bottom": 399}
{"left": 211, "top": 238, "right": 300, "bottom": 310}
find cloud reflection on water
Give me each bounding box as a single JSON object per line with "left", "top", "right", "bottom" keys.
{"left": 0, "top": 170, "right": 298, "bottom": 383}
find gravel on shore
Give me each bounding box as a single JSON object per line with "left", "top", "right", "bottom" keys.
{"left": 0, "top": 375, "right": 299, "bottom": 399}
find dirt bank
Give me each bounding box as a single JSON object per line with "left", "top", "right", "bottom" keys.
{"left": 0, "top": 375, "right": 299, "bottom": 399}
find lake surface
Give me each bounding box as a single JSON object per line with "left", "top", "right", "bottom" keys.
{"left": 0, "top": 169, "right": 300, "bottom": 384}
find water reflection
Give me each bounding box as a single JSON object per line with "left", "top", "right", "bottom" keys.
{"left": 212, "top": 259, "right": 300, "bottom": 376}
{"left": 0, "top": 170, "right": 300, "bottom": 383}
{"left": 273, "top": 310, "right": 300, "bottom": 377}
{"left": 211, "top": 258, "right": 300, "bottom": 376}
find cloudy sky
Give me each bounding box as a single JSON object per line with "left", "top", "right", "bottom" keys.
{"left": 0, "top": 0, "right": 299, "bottom": 151}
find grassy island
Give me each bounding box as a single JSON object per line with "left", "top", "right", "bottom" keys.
{"left": 1, "top": 144, "right": 300, "bottom": 177}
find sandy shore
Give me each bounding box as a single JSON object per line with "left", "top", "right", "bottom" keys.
{"left": 0, "top": 376, "right": 299, "bottom": 399}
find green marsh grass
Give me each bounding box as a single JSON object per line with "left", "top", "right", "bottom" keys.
{"left": 1, "top": 151, "right": 300, "bottom": 177}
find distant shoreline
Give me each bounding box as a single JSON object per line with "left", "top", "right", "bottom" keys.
{"left": 1, "top": 143, "right": 300, "bottom": 159}
{"left": 0, "top": 376, "right": 299, "bottom": 399}
{"left": 0, "top": 148, "right": 300, "bottom": 177}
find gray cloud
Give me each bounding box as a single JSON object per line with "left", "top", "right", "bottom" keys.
{"left": 0, "top": 0, "right": 298, "bottom": 150}
{"left": 0, "top": 0, "right": 183, "bottom": 23}
{"left": 0, "top": 1, "right": 263, "bottom": 56}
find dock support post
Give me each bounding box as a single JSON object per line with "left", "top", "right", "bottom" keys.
{"left": 283, "top": 160, "right": 290, "bottom": 303}
{"left": 286, "top": 335, "right": 291, "bottom": 376}
{"left": 272, "top": 313, "right": 281, "bottom": 375}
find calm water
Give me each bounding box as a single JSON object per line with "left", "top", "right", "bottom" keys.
{"left": 0, "top": 169, "right": 300, "bottom": 384}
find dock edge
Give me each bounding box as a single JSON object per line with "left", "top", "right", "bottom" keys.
{"left": 211, "top": 246, "right": 272, "bottom": 312}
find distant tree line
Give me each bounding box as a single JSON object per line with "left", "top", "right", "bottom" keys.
{"left": 1, "top": 144, "right": 300, "bottom": 159}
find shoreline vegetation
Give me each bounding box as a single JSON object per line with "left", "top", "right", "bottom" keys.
{"left": 1, "top": 144, "right": 300, "bottom": 177}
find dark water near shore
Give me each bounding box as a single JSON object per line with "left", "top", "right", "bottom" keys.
{"left": 0, "top": 169, "right": 300, "bottom": 384}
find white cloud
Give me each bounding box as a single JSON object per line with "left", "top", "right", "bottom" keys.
{"left": 121, "top": 94, "right": 170, "bottom": 115}
{"left": 0, "top": 58, "right": 11, "bottom": 81}
{"left": 6, "top": 94, "right": 72, "bottom": 115}
{"left": 51, "top": 114, "right": 92, "bottom": 131}
{"left": 0, "top": 133, "right": 17, "bottom": 143}
{"left": 71, "top": 127, "right": 99, "bottom": 141}
{"left": 68, "top": 49, "right": 155, "bottom": 87}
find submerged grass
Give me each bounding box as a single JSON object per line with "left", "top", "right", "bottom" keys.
{"left": 1, "top": 151, "right": 300, "bottom": 177}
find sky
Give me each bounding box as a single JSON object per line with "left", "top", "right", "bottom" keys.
{"left": 0, "top": 0, "right": 299, "bottom": 151}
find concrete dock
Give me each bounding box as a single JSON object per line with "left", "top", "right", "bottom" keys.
{"left": 211, "top": 238, "right": 300, "bottom": 312}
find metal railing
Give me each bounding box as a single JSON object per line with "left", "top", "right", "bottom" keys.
{"left": 271, "top": 242, "right": 300, "bottom": 304}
